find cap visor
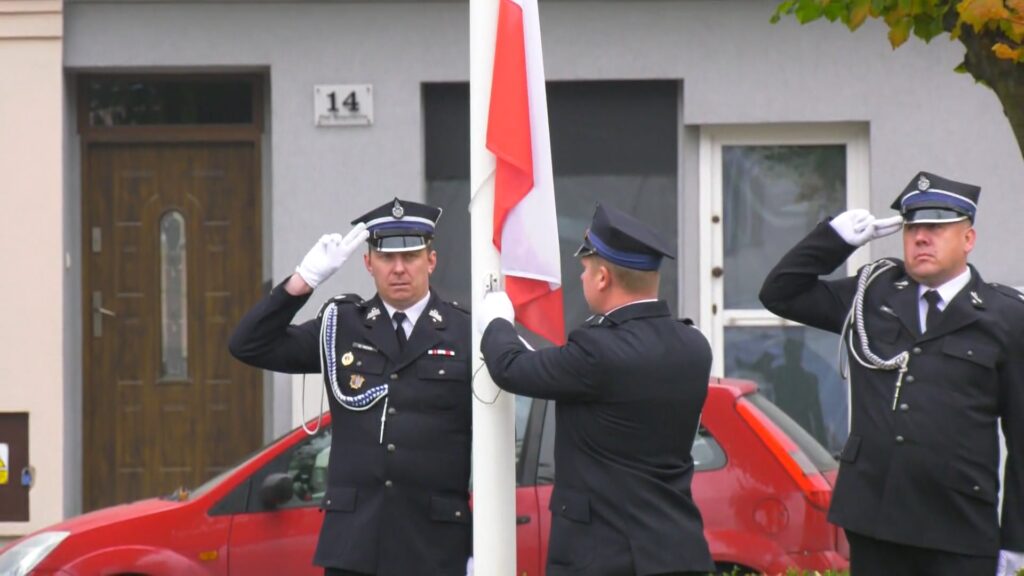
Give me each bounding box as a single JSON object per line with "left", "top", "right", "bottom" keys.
{"left": 903, "top": 208, "right": 969, "bottom": 224}
{"left": 372, "top": 235, "right": 429, "bottom": 253}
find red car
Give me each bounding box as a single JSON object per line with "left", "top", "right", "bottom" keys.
{"left": 0, "top": 379, "right": 848, "bottom": 575}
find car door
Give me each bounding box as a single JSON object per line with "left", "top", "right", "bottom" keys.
{"left": 227, "top": 425, "right": 332, "bottom": 576}
{"left": 515, "top": 396, "right": 547, "bottom": 576}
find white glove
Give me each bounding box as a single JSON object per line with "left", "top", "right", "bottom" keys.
{"left": 465, "top": 556, "right": 474, "bottom": 576}
{"left": 294, "top": 223, "right": 368, "bottom": 289}
{"left": 829, "top": 209, "right": 903, "bottom": 247}
{"left": 478, "top": 291, "right": 515, "bottom": 333}
{"left": 998, "top": 549, "right": 1024, "bottom": 576}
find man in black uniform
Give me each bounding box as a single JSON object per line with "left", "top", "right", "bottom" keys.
{"left": 759, "top": 172, "right": 1024, "bottom": 575}
{"left": 229, "top": 198, "right": 472, "bottom": 576}
{"left": 479, "top": 203, "right": 715, "bottom": 576}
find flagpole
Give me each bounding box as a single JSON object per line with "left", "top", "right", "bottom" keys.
{"left": 469, "top": 0, "right": 518, "bottom": 574}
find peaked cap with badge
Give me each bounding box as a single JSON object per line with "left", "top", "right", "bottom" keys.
{"left": 891, "top": 171, "right": 981, "bottom": 224}
{"left": 353, "top": 197, "right": 443, "bottom": 253}
{"left": 575, "top": 203, "right": 675, "bottom": 271}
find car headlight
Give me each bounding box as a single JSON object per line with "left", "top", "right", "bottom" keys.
{"left": 0, "top": 531, "right": 70, "bottom": 576}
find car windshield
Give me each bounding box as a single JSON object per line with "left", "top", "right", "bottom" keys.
{"left": 747, "top": 393, "right": 838, "bottom": 473}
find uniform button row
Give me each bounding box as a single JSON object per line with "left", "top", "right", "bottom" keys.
{"left": 385, "top": 480, "right": 393, "bottom": 488}
{"left": 912, "top": 347, "right": 922, "bottom": 355}
{"left": 390, "top": 373, "right": 399, "bottom": 380}
{"left": 388, "top": 407, "right": 397, "bottom": 415}
{"left": 899, "top": 403, "right": 909, "bottom": 412}
{"left": 905, "top": 375, "right": 915, "bottom": 383}
{"left": 895, "top": 435, "right": 905, "bottom": 443}
{"left": 387, "top": 443, "right": 396, "bottom": 453}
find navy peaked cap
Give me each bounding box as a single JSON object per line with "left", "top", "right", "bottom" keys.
{"left": 352, "top": 197, "right": 443, "bottom": 252}
{"left": 891, "top": 171, "right": 980, "bottom": 224}
{"left": 574, "top": 203, "right": 674, "bottom": 271}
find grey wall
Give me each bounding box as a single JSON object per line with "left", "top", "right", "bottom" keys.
{"left": 64, "top": 0, "right": 1023, "bottom": 446}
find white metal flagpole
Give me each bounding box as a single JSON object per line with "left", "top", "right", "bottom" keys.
{"left": 469, "top": 0, "right": 517, "bottom": 574}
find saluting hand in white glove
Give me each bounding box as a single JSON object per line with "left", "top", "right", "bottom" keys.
{"left": 478, "top": 291, "right": 515, "bottom": 334}
{"left": 829, "top": 209, "right": 903, "bottom": 247}
{"left": 295, "top": 223, "right": 369, "bottom": 289}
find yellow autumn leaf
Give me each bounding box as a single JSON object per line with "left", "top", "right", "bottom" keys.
{"left": 993, "top": 42, "right": 1024, "bottom": 59}
{"left": 958, "top": 0, "right": 1011, "bottom": 32}
{"left": 850, "top": 0, "right": 872, "bottom": 30}
{"left": 889, "top": 17, "right": 913, "bottom": 47}
{"left": 1008, "top": 0, "right": 1024, "bottom": 14}
{"left": 1006, "top": 18, "right": 1024, "bottom": 42}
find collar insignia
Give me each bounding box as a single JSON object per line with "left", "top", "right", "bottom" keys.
{"left": 894, "top": 279, "right": 909, "bottom": 290}
{"left": 429, "top": 309, "right": 443, "bottom": 323}
{"left": 366, "top": 307, "right": 381, "bottom": 321}
{"left": 970, "top": 291, "right": 984, "bottom": 307}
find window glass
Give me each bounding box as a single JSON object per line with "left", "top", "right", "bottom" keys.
{"left": 160, "top": 211, "right": 188, "bottom": 380}
{"left": 692, "top": 427, "right": 727, "bottom": 471}
{"left": 724, "top": 326, "right": 846, "bottom": 454}
{"left": 722, "top": 145, "right": 846, "bottom": 309}
{"left": 425, "top": 81, "right": 679, "bottom": 340}
{"left": 86, "top": 78, "right": 254, "bottom": 126}
{"left": 247, "top": 426, "right": 333, "bottom": 511}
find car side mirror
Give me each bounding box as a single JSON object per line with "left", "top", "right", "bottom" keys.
{"left": 260, "top": 472, "right": 294, "bottom": 509}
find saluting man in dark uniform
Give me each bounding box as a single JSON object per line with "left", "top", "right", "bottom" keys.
{"left": 759, "top": 172, "right": 1024, "bottom": 576}
{"left": 229, "top": 198, "right": 472, "bottom": 576}
{"left": 479, "top": 204, "right": 715, "bottom": 576}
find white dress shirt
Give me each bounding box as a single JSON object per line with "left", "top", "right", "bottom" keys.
{"left": 382, "top": 292, "right": 431, "bottom": 339}
{"left": 917, "top": 268, "right": 971, "bottom": 333}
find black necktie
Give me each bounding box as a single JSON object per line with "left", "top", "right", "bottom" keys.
{"left": 923, "top": 290, "right": 942, "bottom": 333}
{"left": 393, "top": 311, "right": 408, "bottom": 351}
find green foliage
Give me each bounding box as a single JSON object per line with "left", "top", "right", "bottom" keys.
{"left": 772, "top": 0, "right": 1024, "bottom": 62}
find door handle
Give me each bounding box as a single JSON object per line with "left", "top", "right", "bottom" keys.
{"left": 92, "top": 291, "right": 116, "bottom": 337}
{"left": 516, "top": 515, "right": 531, "bottom": 525}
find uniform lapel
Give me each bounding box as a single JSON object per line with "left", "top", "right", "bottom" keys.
{"left": 362, "top": 295, "right": 401, "bottom": 362}
{"left": 882, "top": 274, "right": 922, "bottom": 338}
{"left": 917, "top": 266, "right": 983, "bottom": 344}
{"left": 393, "top": 292, "right": 444, "bottom": 372}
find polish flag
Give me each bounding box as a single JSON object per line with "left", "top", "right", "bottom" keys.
{"left": 486, "top": 0, "right": 565, "bottom": 345}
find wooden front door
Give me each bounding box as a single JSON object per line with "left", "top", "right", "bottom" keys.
{"left": 83, "top": 142, "right": 263, "bottom": 510}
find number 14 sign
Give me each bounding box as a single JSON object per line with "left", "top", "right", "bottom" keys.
{"left": 314, "top": 84, "right": 374, "bottom": 127}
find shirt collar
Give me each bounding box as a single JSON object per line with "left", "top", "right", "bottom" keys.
{"left": 605, "top": 298, "right": 659, "bottom": 316}
{"left": 917, "top": 267, "right": 972, "bottom": 305}
{"left": 381, "top": 292, "right": 432, "bottom": 328}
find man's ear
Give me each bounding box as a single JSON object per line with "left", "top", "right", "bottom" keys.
{"left": 597, "top": 263, "right": 611, "bottom": 291}
{"left": 364, "top": 251, "right": 372, "bottom": 273}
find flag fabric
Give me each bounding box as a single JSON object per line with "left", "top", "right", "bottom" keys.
{"left": 486, "top": 0, "right": 565, "bottom": 345}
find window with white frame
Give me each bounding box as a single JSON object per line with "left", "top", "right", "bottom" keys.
{"left": 699, "top": 124, "right": 870, "bottom": 454}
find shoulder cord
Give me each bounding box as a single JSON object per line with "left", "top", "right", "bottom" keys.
{"left": 838, "top": 258, "right": 910, "bottom": 410}
{"left": 304, "top": 302, "right": 390, "bottom": 439}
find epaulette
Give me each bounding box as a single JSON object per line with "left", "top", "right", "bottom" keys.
{"left": 989, "top": 283, "right": 1024, "bottom": 306}
{"left": 585, "top": 314, "right": 609, "bottom": 327}
{"left": 317, "top": 293, "right": 365, "bottom": 319}
{"left": 446, "top": 300, "right": 470, "bottom": 315}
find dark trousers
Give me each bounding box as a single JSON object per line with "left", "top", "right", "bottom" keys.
{"left": 324, "top": 569, "right": 372, "bottom": 576}
{"left": 847, "top": 531, "right": 997, "bottom": 576}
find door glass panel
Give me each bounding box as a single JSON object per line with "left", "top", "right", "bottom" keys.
{"left": 160, "top": 211, "right": 188, "bottom": 380}
{"left": 724, "top": 326, "right": 846, "bottom": 454}
{"left": 86, "top": 78, "right": 254, "bottom": 126}
{"left": 722, "top": 145, "right": 846, "bottom": 309}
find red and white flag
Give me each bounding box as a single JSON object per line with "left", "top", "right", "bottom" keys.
{"left": 486, "top": 0, "right": 565, "bottom": 345}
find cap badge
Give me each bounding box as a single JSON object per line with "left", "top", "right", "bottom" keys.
{"left": 341, "top": 351, "right": 354, "bottom": 367}
{"left": 391, "top": 199, "right": 405, "bottom": 219}
{"left": 429, "top": 309, "right": 443, "bottom": 323}
{"left": 349, "top": 374, "right": 365, "bottom": 390}
{"left": 366, "top": 307, "right": 381, "bottom": 321}
{"left": 917, "top": 175, "right": 931, "bottom": 191}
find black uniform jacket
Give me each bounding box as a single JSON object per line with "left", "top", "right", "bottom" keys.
{"left": 760, "top": 222, "right": 1024, "bottom": 556}
{"left": 229, "top": 279, "right": 472, "bottom": 575}
{"left": 481, "top": 300, "right": 715, "bottom": 576}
